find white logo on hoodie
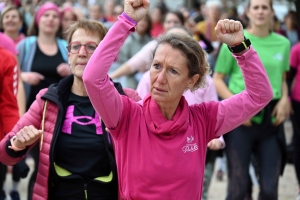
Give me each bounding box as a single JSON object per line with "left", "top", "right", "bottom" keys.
{"left": 182, "top": 136, "right": 198, "bottom": 153}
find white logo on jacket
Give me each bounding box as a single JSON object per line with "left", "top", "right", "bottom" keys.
{"left": 182, "top": 136, "right": 198, "bottom": 153}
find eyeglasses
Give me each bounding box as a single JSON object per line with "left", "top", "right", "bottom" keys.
{"left": 67, "top": 42, "right": 98, "bottom": 54}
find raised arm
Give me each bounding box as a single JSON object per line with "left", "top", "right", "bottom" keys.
{"left": 212, "top": 19, "right": 273, "bottom": 136}
{"left": 83, "top": 0, "right": 150, "bottom": 128}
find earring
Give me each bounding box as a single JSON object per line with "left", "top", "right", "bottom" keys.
{"left": 186, "top": 86, "right": 189, "bottom": 90}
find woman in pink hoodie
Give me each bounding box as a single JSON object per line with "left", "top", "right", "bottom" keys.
{"left": 81, "top": 0, "right": 273, "bottom": 199}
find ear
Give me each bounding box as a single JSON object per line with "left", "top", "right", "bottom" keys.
{"left": 187, "top": 74, "right": 200, "bottom": 89}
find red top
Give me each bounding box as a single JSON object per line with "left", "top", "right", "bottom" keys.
{"left": 150, "top": 22, "right": 164, "bottom": 38}
{"left": 0, "top": 47, "right": 19, "bottom": 140}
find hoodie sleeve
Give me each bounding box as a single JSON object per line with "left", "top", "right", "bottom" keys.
{"left": 214, "top": 47, "right": 273, "bottom": 136}
{"left": 83, "top": 13, "right": 137, "bottom": 129}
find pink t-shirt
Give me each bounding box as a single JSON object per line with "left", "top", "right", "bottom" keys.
{"left": 290, "top": 42, "right": 300, "bottom": 102}
{"left": 0, "top": 32, "right": 18, "bottom": 55}
{"left": 13, "top": 33, "right": 26, "bottom": 46}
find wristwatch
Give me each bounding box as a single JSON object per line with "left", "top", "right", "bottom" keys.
{"left": 227, "top": 37, "right": 251, "bottom": 53}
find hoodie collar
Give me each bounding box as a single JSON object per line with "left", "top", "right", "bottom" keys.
{"left": 143, "top": 94, "right": 189, "bottom": 139}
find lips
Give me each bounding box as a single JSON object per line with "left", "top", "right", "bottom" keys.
{"left": 154, "top": 87, "right": 166, "bottom": 92}
{"left": 4, "top": 22, "right": 16, "bottom": 27}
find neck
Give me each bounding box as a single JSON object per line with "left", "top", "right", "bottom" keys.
{"left": 38, "top": 32, "right": 56, "bottom": 44}
{"left": 4, "top": 30, "right": 19, "bottom": 40}
{"left": 247, "top": 25, "right": 270, "bottom": 37}
{"left": 71, "top": 77, "right": 88, "bottom": 96}
{"left": 157, "top": 98, "right": 181, "bottom": 120}
{"left": 286, "top": 24, "right": 293, "bottom": 31}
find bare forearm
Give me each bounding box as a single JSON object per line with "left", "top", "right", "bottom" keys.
{"left": 213, "top": 72, "right": 234, "bottom": 100}
{"left": 213, "top": 76, "right": 234, "bottom": 99}
{"left": 281, "top": 74, "right": 289, "bottom": 99}
{"left": 109, "top": 63, "right": 134, "bottom": 79}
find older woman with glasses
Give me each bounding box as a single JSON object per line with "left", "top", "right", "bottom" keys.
{"left": 0, "top": 19, "right": 140, "bottom": 200}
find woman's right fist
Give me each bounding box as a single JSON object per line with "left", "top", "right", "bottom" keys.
{"left": 124, "top": 0, "right": 150, "bottom": 22}
{"left": 13, "top": 125, "right": 43, "bottom": 149}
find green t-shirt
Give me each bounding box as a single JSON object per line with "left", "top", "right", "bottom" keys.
{"left": 215, "top": 30, "right": 290, "bottom": 100}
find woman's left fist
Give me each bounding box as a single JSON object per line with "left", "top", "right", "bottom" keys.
{"left": 215, "top": 19, "right": 244, "bottom": 46}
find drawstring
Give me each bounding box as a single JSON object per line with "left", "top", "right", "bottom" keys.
{"left": 40, "top": 100, "right": 48, "bottom": 151}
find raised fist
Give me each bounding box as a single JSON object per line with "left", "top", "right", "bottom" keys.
{"left": 215, "top": 19, "right": 244, "bottom": 46}
{"left": 124, "top": 0, "right": 150, "bottom": 22}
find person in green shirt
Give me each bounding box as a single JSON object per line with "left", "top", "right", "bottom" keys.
{"left": 213, "top": 0, "right": 291, "bottom": 199}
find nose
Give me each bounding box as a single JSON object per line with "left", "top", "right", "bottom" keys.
{"left": 156, "top": 70, "right": 167, "bottom": 84}
{"left": 258, "top": 7, "right": 264, "bottom": 13}
{"left": 78, "top": 45, "right": 87, "bottom": 56}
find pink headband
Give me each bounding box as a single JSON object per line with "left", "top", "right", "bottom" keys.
{"left": 36, "top": 2, "right": 60, "bottom": 25}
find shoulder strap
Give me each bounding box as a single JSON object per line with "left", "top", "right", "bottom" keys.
{"left": 56, "top": 38, "right": 68, "bottom": 62}
{"left": 113, "top": 81, "right": 126, "bottom": 95}
{"left": 40, "top": 100, "right": 48, "bottom": 151}
{"left": 24, "top": 36, "right": 36, "bottom": 65}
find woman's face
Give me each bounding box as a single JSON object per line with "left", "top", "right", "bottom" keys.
{"left": 150, "top": 43, "right": 198, "bottom": 104}
{"left": 38, "top": 10, "right": 60, "bottom": 34}
{"left": 2, "top": 10, "right": 22, "bottom": 33}
{"left": 68, "top": 29, "right": 101, "bottom": 79}
{"left": 247, "top": 0, "right": 274, "bottom": 28}
{"left": 163, "top": 13, "right": 182, "bottom": 32}
{"left": 150, "top": 8, "right": 162, "bottom": 23}
{"left": 136, "top": 16, "right": 149, "bottom": 35}
{"left": 62, "top": 11, "right": 76, "bottom": 32}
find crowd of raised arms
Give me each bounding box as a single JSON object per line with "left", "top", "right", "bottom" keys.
{"left": 0, "top": 0, "right": 299, "bottom": 200}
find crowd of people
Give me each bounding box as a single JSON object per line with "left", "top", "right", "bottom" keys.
{"left": 0, "top": 0, "right": 299, "bottom": 199}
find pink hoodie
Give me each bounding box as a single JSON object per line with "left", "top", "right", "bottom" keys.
{"left": 83, "top": 13, "right": 273, "bottom": 200}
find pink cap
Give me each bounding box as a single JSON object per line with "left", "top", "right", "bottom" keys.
{"left": 36, "top": 2, "right": 61, "bottom": 25}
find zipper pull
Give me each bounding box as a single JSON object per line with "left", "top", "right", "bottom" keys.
{"left": 84, "top": 184, "right": 88, "bottom": 200}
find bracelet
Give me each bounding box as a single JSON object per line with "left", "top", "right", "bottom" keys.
{"left": 8, "top": 136, "right": 26, "bottom": 151}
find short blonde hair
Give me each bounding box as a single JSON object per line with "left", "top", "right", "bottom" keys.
{"left": 66, "top": 19, "right": 108, "bottom": 44}
{"left": 0, "top": 5, "right": 23, "bottom": 30}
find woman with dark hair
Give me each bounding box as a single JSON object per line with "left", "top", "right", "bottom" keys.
{"left": 283, "top": 11, "right": 300, "bottom": 47}
{"left": 61, "top": 6, "right": 79, "bottom": 40}
{"left": 149, "top": 6, "right": 165, "bottom": 38}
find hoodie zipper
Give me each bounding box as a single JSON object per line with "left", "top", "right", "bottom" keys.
{"left": 84, "top": 184, "right": 88, "bottom": 200}
{"left": 42, "top": 95, "right": 65, "bottom": 172}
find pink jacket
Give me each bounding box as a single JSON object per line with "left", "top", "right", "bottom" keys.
{"left": 83, "top": 13, "right": 273, "bottom": 199}
{"left": 0, "top": 83, "right": 140, "bottom": 200}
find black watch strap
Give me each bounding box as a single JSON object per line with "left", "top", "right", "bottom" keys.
{"left": 227, "top": 37, "right": 251, "bottom": 53}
